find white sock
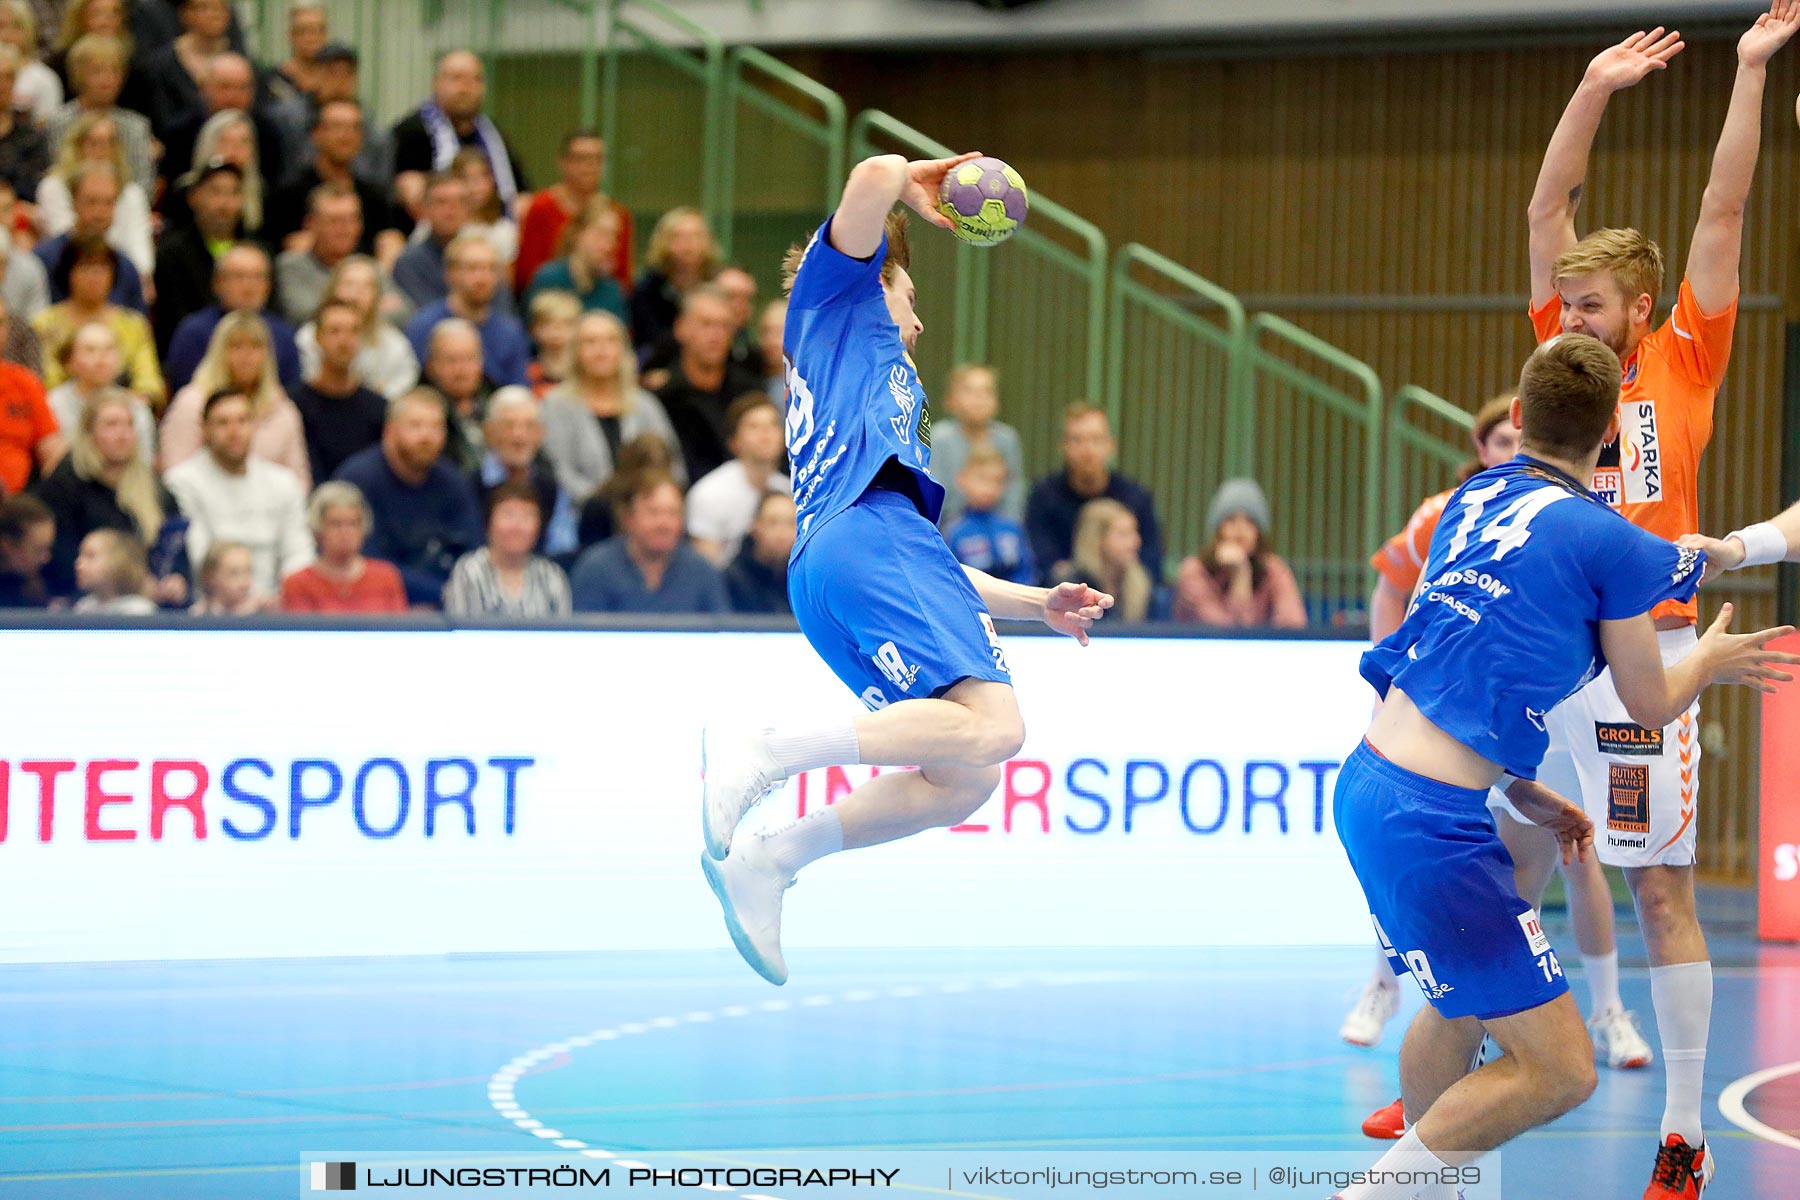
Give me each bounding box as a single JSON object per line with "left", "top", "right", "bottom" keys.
{"left": 1371, "top": 943, "right": 1400, "bottom": 990}
{"left": 1650, "top": 961, "right": 1712, "bottom": 1145}
{"left": 1582, "top": 950, "right": 1622, "bottom": 1014}
{"left": 760, "top": 807, "right": 844, "bottom": 876}
{"left": 760, "top": 720, "right": 860, "bottom": 778}
{"left": 1339, "top": 1126, "right": 1459, "bottom": 1199}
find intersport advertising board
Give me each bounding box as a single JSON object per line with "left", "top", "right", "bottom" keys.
{"left": 0, "top": 629, "right": 1376, "bottom": 963}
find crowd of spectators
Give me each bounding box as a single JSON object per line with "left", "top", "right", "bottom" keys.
{"left": 0, "top": 4, "right": 1310, "bottom": 629}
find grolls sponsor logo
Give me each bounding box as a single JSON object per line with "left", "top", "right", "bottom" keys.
{"left": 0, "top": 756, "right": 535, "bottom": 843}
{"left": 1596, "top": 722, "right": 1664, "bottom": 758}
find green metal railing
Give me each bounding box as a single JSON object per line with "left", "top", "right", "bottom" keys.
{"left": 1107, "top": 244, "right": 1246, "bottom": 574}
{"left": 1387, "top": 385, "right": 1475, "bottom": 534}
{"left": 721, "top": 47, "right": 846, "bottom": 291}
{"left": 1240, "top": 314, "right": 1384, "bottom": 625}
{"left": 602, "top": 0, "right": 727, "bottom": 233}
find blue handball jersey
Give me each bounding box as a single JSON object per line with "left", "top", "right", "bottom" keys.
{"left": 783, "top": 218, "right": 945, "bottom": 556}
{"left": 1361, "top": 456, "right": 1704, "bottom": 779}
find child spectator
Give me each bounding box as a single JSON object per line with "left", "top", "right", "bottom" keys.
{"left": 443, "top": 479, "right": 571, "bottom": 618}
{"left": 943, "top": 443, "right": 1034, "bottom": 585}
{"left": 522, "top": 193, "right": 625, "bottom": 320}
{"left": 71, "top": 525, "right": 154, "bottom": 612}
{"left": 525, "top": 288, "right": 578, "bottom": 397}
{"left": 932, "top": 363, "right": 1025, "bottom": 529}
{"left": 279, "top": 480, "right": 407, "bottom": 613}
{"left": 685, "top": 393, "right": 788, "bottom": 568}
{"left": 723, "top": 489, "right": 795, "bottom": 615}
{"left": 1052, "top": 498, "right": 1155, "bottom": 624}
{"left": 1172, "top": 478, "right": 1306, "bottom": 629}
{"left": 190, "top": 539, "right": 264, "bottom": 614}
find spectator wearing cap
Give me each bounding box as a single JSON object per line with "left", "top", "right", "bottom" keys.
{"left": 654, "top": 284, "right": 762, "bottom": 482}
{"left": 684, "top": 393, "right": 788, "bottom": 569}
{"left": 163, "top": 387, "right": 312, "bottom": 596}
{"left": 159, "top": 308, "right": 309, "bottom": 489}
{"left": 36, "top": 110, "right": 152, "bottom": 279}
{"left": 389, "top": 50, "right": 527, "bottom": 230}
{"left": 305, "top": 42, "right": 390, "bottom": 188}
{"left": 279, "top": 480, "right": 407, "bottom": 613}
{"left": 0, "top": 180, "right": 48, "bottom": 321}
{"left": 1025, "top": 402, "right": 1164, "bottom": 586}
{"left": 165, "top": 241, "right": 301, "bottom": 395}
{"left": 0, "top": 490, "right": 53, "bottom": 606}
{"left": 513, "top": 131, "right": 631, "bottom": 296}
{"left": 34, "top": 386, "right": 186, "bottom": 603}
{"left": 722, "top": 490, "right": 795, "bottom": 615}
{"left": 156, "top": 51, "right": 290, "bottom": 197}
{"left": 1172, "top": 478, "right": 1306, "bottom": 629}
{"left": 164, "top": 108, "right": 269, "bottom": 243}
{"left": 32, "top": 239, "right": 162, "bottom": 405}
{"left": 151, "top": 158, "right": 243, "bottom": 355}
{"left": 0, "top": 2, "right": 60, "bottom": 125}
{"left": 45, "top": 33, "right": 154, "bottom": 193}
{"left": 273, "top": 182, "right": 369, "bottom": 326}
{"left": 34, "top": 160, "right": 142, "bottom": 313}
{"left": 0, "top": 316, "right": 59, "bottom": 492}
{"left": 405, "top": 233, "right": 530, "bottom": 388}
{"left": 290, "top": 297, "right": 385, "bottom": 483}
{"left": 443, "top": 478, "right": 571, "bottom": 618}
{"left": 265, "top": 99, "right": 402, "bottom": 266}
{"left": 0, "top": 46, "right": 47, "bottom": 201}
{"left": 569, "top": 471, "right": 727, "bottom": 615}
{"left": 333, "top": 387, "right": 483, "bottom": 606}
{"left": 475, "top": 385, "right": 576, "bottom": 559}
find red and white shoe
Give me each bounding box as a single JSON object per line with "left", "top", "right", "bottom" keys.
{"left": 1361, "top": 1097, "right": 1405, "bottom": 1139}
{"left": 1589, "top": 1005, "right": 1653, "bottom": 1069}
{"left": 1643, "top": 1134, "right": 1714, "bottom": 1198}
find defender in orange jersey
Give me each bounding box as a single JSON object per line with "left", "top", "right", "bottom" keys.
{"left": 1522, "top": 6, "right": 1800, "bottom": 1197}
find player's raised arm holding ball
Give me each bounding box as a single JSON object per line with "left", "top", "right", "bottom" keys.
{"left": 698, "top": 152, "right": 1110, "bottom": 986}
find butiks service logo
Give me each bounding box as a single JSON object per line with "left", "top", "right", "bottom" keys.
{"left": 310, "top": 1161, "right": 356, "bottom": 1190}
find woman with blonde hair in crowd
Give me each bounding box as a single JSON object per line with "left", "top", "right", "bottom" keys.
{"left": 628, "top": 206, "right": 719, "bottom": 357}
{"left": 36, "top": 111, "right": 151, "bottom": 274}
{"left": 0, "top": 0, "right": 61, "bottom": 123}
{"left": 523, "top": 194, "right": 626, "bottom": 320}
{"left": 541, "top": 309, "right": 682, "bottom": 505}
{"left": 35, "top": 386, "right": 187, "bottom": 604}
{"left": 34, "top": 240, "right": 162, "bottom": 401}
{"left": 1173, "top": 478, "right": 1306, "bottom": 629}
{"left": 171, "top": 108, "right": 264, "bottom": 234}
{"left": 158, "top": 310, "right": 311, "bottom": 488}
{"left": 280, "top": 481, "right": 408, "bottom": 613}
{"left": 1052, "top": 497, "right": 1154, "bottom": 624}
{"left": 295, "top": 255, "right": 418, "bottom": 401}
{"left": 71, "top": 526, "right": 156, "bottom": 613}
{"left": 48, "top": 0, "right": 145, "bottom": 112}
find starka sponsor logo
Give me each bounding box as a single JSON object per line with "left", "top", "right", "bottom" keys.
{"left": 1623, "top": 401, "right": 1662, "bottom": 504}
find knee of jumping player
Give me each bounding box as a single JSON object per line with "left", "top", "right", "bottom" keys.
{"left": 921, "top": 762, "right": 1002, "bottom": 826}
{"left": 947, "top": 680, "right": 1026, "bottom": 765}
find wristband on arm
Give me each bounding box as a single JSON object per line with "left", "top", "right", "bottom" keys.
{"left": 1725, "top": 522, "right": 1789, "bottom": 569}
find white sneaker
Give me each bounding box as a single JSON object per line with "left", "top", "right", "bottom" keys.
{"left": 1589, "top": 1004, "right": 1653, "bottom": 1069}
{"left": 1340, "top": 980, "right": 1401, "bottom": 1047}
{"left": 700, "top": 835, "right": 791, "bottom": 986}
{"left": 701, "top": 726, "right": 783, "bottom": 860}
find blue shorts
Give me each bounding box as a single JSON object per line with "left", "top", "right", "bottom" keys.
{"left": 789, "top": 488, "right": 1013, "bottom": 711}
{"left": 1333, "top": 742, "right": 1569, "bottom": 1021}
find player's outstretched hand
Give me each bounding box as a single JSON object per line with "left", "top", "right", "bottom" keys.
{"left": 1043, "top": 581, "right": 1114, "bottom": 647}
{"left": 1677, "top": 532, "right": 1741, "bottom": 582}
{"left": 1504, "top": 779, "right": 1594, "bottom": 866}
{"left": 901, "top": 153, "right": 984, "bottom": 230}
{"left": 1584, "top": 27, "right": 1684, "bottom": 92}
{"left": 1740, "top": 0, "right": 1800, "bottom": 68}
{"left": 1699, "top": 602, "right": 1800, "bottom": 693}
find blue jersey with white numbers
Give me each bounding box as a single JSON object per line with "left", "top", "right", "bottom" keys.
{"left": 1361, "top": 456, "right": 1704, "bottom": 779}
{"left": 783, "top": 218, "right": 944, "bottom": 557}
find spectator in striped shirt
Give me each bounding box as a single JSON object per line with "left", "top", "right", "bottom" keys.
{"left": 442, "top": 478, "right": 570, "bottom": 618}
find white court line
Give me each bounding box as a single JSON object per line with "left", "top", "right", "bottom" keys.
{"left": 1718, "top": 1060, "right": 1800, "bottom": 1152}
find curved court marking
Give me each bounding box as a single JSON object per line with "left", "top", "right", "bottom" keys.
{"left": 1718, "top": 1060, "right": 1800, "bottom": 1152}
{"left": 486, "top": 973, "right": 1138, "bottom": 1199}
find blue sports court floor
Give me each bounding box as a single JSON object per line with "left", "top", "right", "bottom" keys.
{"left": 2, "top": 897, "right": 1797, "bottom": 1199}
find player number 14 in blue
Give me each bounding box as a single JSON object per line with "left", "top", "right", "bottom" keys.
{"left": 1536, "top": 951, "right": 1564, "bottom": 983}
{"left": 1445, "top": 479, "right": 1572, "bottom": 564}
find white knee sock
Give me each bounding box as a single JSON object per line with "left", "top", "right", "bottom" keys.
{"left": 1339, "top": 1127, "right": 1459, "bottom": 1199}
{"left": 760, "top": 807, "right": 844, "bottom": 876}
{"left": 1649, "top": 961, "right": 1712, "bottom": 1144}
{"left": 760, "top": 720, "right": 860, "bottom": 777}
{"left": 1582, "top": 950, "right": 1622, "bottom": 1014}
